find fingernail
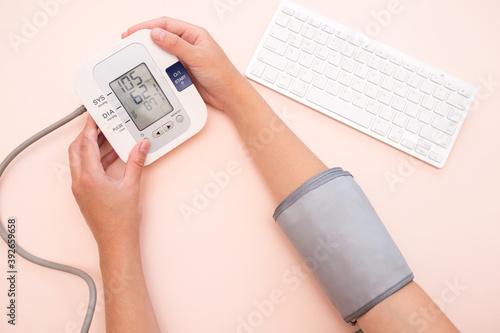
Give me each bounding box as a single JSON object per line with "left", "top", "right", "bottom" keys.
{"left": 151, "top": 28, "right": 165, "bottom": 42}
{"left": 140, "top": 139, "right": 150, "bottom": 153}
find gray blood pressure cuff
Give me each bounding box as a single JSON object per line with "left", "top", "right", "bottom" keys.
{"left": 273, "top": 168, "right": 413, "bottom": 322}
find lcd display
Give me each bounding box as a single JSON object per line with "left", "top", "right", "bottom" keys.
{"left": 110, "top": 63, "right": 173, "bottom": 131}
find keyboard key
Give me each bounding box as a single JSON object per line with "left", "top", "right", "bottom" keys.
{"left": 389, "top": 56, "right": 403, "bottom": 66}
{"left": 376, "top": 49, "right": 389, "bottom": 59}
{"left": 295, "top": 11, "right": 308, "bottom": 21}
{"left": 321, "top": 24, "right": 335, "bottom": 34}
{"left": 421, "top": 96, "right": 436, "bottom": 110}
{"left": 392, "top": 97, "right": 406, "bottom": 111}
{"left": 300, "top": 69, "right": 314, "bottom": 84}
{"left": 407, "top": 74, "right": 422, "bottom": 88}
{"left": 444, "top": 80, "right": 458, "bottom": 91}
{"left": 286, "top": 47, "right": 301, "bottom": 62}
{"left": 341, "top": 59, "right": 356, "bottom": 73}
{"left": 264, "top": 37, "right": 288, "bottom": 56}
{"left": 328, "top": 53, "right": 342, "bottom": 67}
{"left": 352, "top": 79, "right": 367, "bottom": 93}
{"left": 313, "top": 75, "right": 328, "bottom": 90}
{"left": 327, "top": 38, "right": 342, "bottom": 51}
{"left": 301, "top": 25, "right": 316, "bottom": 39}
{"left": 417, "top": 68, "right": 431, "bottom": 78}
{"left": 401, "top": 138, "right": 415, "bottom": 149}
{"left": 314, "top": 31, "right": 329, "bottom": 45}
{"left": 378, "top": 91, "right": 393, "bottom": 105}
{"left": 403, "top": 62, "right": 417, "bottom": 72}
{"left": 432, "top": 116, "right": 457, "bottom": 135}
{"left": 433, "top": 86, "right": 449, "bottom": 101}
{"left": 371, "top": 118, "right": 390, "bottom": 136}
{"left": 362, "top": 43, "right": 376, "bottom": 53}
{"left": 381, "top": 77, "right": 396, "bottom": 91}
{"left": 263, "top": 67, "right": 279, "bottom": 83}
{"left": 308, "top": 18, "right": 322, "bottom": 28}
{"left": 354, "top": 66, "right": 369, "bottom": 79}
{"left": 430, "top": 73, "right": 445, "bottom": 85}
{"left": 288, "top": 19, "right": 303, "bottom": 33}
{"left": 406, "top": 119, "right": 421, "bottom": 133}
{"left": 302, "top": 40, "right": 316, "bottom": 54}
{"left": 394, "top": 83, "right": 409, "bottom": 97}
{"left": 458, "top": 87, "right": 473, "bottom": 98}
{"left": 368, "top": 71, "right": 383, "bottom": 85}
{"left": 325, "top": 66, "right": 340, "bottom": 80}
{"left": 388, "top": 126, "right": 404, "bottom": 142}
{"left": 289, "top": 34, "right": 304, "bottom": 48}
{"left": 418, "top": 139, "right": 432, "bottom": 150}
{"left": 299, "top": 54, "right": 314, "bottom": 68}
{"left": 418, "top": 109, "right": 433, "bottom": 124}
{"left": 341, "top": 44, "right": 356, "bottom": 58}
{"left": 339, "top": 88, "right": 354, "bottom": 102}
{"left": 415, "top": 145, "right": 429, "bottom": 157}
{"left": 393, "top": 113, "right": 408, "bottom": 127}
{"left": 393, "top": 68, "right": 409, "bottom": 82}
{"left": 250, "top": 61, "right": 266, "bottom": 77}
{"left": 307, "top": 87, "right": 373, "bottom": 128}
{"left": 380, "top": 62, "right": 395, "bottom": 76}
{"left": 289, "top": 80, "right": 309, "bottom": 97}
{"left": 281, "top": 6, "right": 294, "bottom": 16}
{"left": 366, "top": 100, "right": 381, "bottom": 114}
{"left": 367, "top": 56, "right": 382, "bottom": 70}
{"left": 446, "top": 92, "right": 467, "bottom": 110}
{"left": 270, "top": 26, "right": 291, "bottom": 42}
{"left": 315, "top": 47, "right": 330, "bottom": 60}
{"left": 287, "top": 62, "right": 301, "bottom": 77}
{"left": 380, "top": 108, "right": 394, "bottom": 121}
{"left": 420, "top": 80, "right": 434, "bottom": 95}
{"left": 405, "top": 104, "right": 419, "bottom": 118}
{"left": 312, "top": 59, "right": 327, "bottom": 74}
{"left": 352, "top": 94, "right": 368, "bottom": 108}
{"left": 429, "top": 151, "right": 443, "bottom": 163}
{"left": 354, "top": 50, "right": 369, "bottom": 64}
{"left": 276, "top": 13, "right": 291, "bottom": 27}
{"left": 408, "top": 90, "right": 423, "bottom": 104}
{"left": 258, "top": 49, "right": 288, "bottom": 71}
{"left": 365, "top": 85, "right": 380, "bottom": 99}
{"left": 326, "top": 81, "right": 341, "bottom": 96}
{"left": 420, "top": 125, "right": 451, "bottom": 148}
{"left": 334, "top": 29, "right": 348, "bottom": 40}
{"left": 447, "top": 109, "right": 463, "bottom": 123}
{"left": 434, "top": 103, "right": 450, "bottom": 117}
{"left": 276, "top": 73, "right": 293, "bottom": 90}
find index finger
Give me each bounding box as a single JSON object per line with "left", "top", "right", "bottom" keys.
{"left": 122, "top": 17, "right": 200, "bottom": 44}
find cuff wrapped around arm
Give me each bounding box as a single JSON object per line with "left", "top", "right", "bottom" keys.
{"left": 274, "top": 168, "right": 413, "bottom": 322}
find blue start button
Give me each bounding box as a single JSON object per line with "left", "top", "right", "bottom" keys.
{"left": 165, "top": 61, "right": 193, "bottom": 92}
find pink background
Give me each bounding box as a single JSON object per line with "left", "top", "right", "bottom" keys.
{"left": 1, "top": 0, "right": 499, "bottom": 332}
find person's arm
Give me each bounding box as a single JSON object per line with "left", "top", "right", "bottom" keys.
{"left": 123, "top": 18, "right": 458, "bottom": 332}
{"left": 69, "top": 117, "right": 160, "bottom": 333}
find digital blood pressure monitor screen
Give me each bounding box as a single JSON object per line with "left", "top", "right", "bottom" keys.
{"left": 110, "top": 63, "right": 174, "bottom": 131}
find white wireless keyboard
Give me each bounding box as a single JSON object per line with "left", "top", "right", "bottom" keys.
{"left": 245, "top": 0, "right": 476, "bottom": 168}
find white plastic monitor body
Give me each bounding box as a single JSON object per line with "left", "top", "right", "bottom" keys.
{"left": 74, "top": 29, "right": 207, "bottom": 165}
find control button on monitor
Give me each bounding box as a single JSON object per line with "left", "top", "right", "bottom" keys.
{"left": 163, "top": 121, "right": 174, "bottom": 132}
{"left": 152, "top": 127, "right": 165, "bottom": 138}
{"left": 176, "top": 115, "right": 184, "bottom": 123}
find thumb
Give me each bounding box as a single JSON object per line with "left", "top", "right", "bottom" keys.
{"left": 124, "top": 139, "right": 150, "bottom": 184}
{"left": 151, "top": 28, "right": 195, "bottom": 63}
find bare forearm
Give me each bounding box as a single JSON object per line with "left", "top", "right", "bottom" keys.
{"left": 358, "top": 282, "right": 459, "bottom": 333}
{"left": 99, "top": 242, "right": 160, "bottom": 333}
{"left": 224, "top": 77, "right": 327, "bottom": 202}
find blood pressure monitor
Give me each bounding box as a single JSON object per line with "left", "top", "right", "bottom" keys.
{"left": 74, "top": 30, "right": 207, "bottom": 165}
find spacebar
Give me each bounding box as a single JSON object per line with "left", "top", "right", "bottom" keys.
{"left": 306, "top": 87, "right": 373, "bottom": 128}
